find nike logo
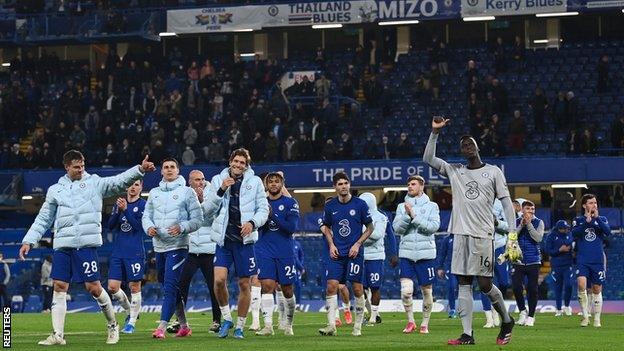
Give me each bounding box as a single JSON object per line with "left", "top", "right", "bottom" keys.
{"left": 172, "top": 254, "right": 178, "bottom": 258}
{"left": 86, "top": 273, "right": 94, "bottom": 277}
{"left": 332, "top": 211, "right": 338, "bottom": 215}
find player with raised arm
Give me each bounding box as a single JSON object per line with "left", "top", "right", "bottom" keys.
{"left": 319, "top": 172, "right": 373, "bottom": 337}
{"left": 545, "top": 220, "right": 574, "bottom": 316}
{"left": 255, "top": 172, "right": 300, "bottom": 336}
{"left": 571, "top": 194, "right": 611, "bottom": 327}
{"left": 107, "top": 180, "right": 147, "bottom": 334}
{"left": 142, "top": 158, "right": 204, "bottom": 339}
{"left": 202, "top": 148, "right": 269, "bottom": 339}
{"left": 423, "top": 117, "right": 518, "bottom": 346}
{"left": 393, "top": 175, "right": 440, "bottom": 334}
{"left": 20, "top": 150, "right": 154, "bottom": 345}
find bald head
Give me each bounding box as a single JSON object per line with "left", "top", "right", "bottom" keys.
{"left": 188, "top": 170, "right": 206, "bottom": 189}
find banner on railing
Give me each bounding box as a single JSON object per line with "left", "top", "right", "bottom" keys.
{"left": 167, "top": 1, "right": 379, "bottom": 33}
{"left": 15, "top": 157, "right": 624, "bottom": 194}
{"left": 280, "top": 71, "right": 318, "bottom": 90}
{"left": 461, "top": 0, "right": 568, "bottom": 17}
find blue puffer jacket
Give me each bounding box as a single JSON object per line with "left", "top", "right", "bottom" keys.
{"left": 142, "top": 176, "right": 203, "bottom": 253}
{"left": 203, "top": 167, "right": 269, "bottom": 246}
{"left": 515, "top": 216, "right": 544, "bottom": 265}
{"left": 22, "top": 166, "right": 144, "bottom": 249}
{"left": 359, "top": 193, "right": 387, "bottom": 261}
{"left": 189, "top": 185, "right": 218, "bottom": 254}
{"left": 392, "top": 193, "right": 440, "bottom": 262}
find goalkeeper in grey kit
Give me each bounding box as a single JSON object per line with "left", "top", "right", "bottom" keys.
{"left": 423, "top": 117, "right": 520, "bottom": 346}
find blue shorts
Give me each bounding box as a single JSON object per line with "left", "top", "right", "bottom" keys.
{"left": 399, "top": 258, "right": 435, "bottom": 286}
{"left": 494, "top": 247, "right": 510, "bottom": 286}
{"left": 109, "top": 257, "right": 145, "bottom": 282}
{"left": 51, "top": 248, "right": 100, "bottom": 283}
{"left": 215, "top": 240, "right": 256, "bottom": 278}
{"left": 155, "top": 249, "right": 188, "bottom": 285}
{"left": 364, "top": 260, "right": 384, "bottom": 289}
{"left": 576, "top": 262, "right": 606, "bottom": 286}
{"left": 325, "top": 255, "right": 364, "bottom": 284}
{"left": 257, "top": 256, "right": 296, "bottom": 285}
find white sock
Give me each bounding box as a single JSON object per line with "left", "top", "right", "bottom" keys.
{"left": 401, "top": 280, "right": 414, "bottom": 323}
{"left": 129, "top": 292, "right": 141, "bottom": 325}
{"left": 484, "top": 310, "right": 493, "bottom": 323}
{"left": 365, "top": 288, "right": 372, "bottom": 315}
{"left": 354, "top": 295, "right": 365, "bottom": 331}
{"left": 236, "top": 316, "right": 247, "bottom": 330}
{"left": 95, "top": 290, "right": 116, "bottom": 325}
{"left": 112, "top": 290, "right": 131, "bottom": 312}
{"left": 593, "top": 292, "right": 603, "bottom": 321}
{"left": 251, "top": 286, "right": 261, "bottom": 326}
{"left": 578, "top": 290, "right": 588, "bottom": 318}
{"left": 285, "top": 296, "right": 296, "bottom": 327}
{"left": 589, "top": 293, "right": 596, "bottom": 314}
{"left": 276, "top": 290, "right": 285, "bottom": 325}
{"left": 370, "top": 305, "right": 379, "bottom": 323}
{"left": 343, "top": 300, "right": 351, "bottom": 311}
{"left": 326, "top": 294, "right": 338, "bottom": 327}
{"left": 51, "top": 291, "right": 67, "bottom": 338}
{"left": 261, "top": 294, "right": 274, "bottom": 327}
{"left": 458, "top": 285, "right": 473, "bottom": 336}
{"left": 335, "top": 307, "right": 340, "bottom": 319}
{"left": 421, "top": 286, "right": 433, "bottom": 327}
{"left": 220, "top": 305, "right": 232, "bottom": 322}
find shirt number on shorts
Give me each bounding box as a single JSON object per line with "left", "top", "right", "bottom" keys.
{"left": 480, "top": 256, "right": 491, "bottom": 268}
{"left": 82, "top": 261, "right": 98, "bottom": 274}
{"left": 427, "top": 267, "right": 435, "bottom": 278}
{"left": 349, "top": 263, "right": 360, "bottom": 274}
{"left": 131, "top": 263, "right": 142, "bottom": 274}
{"left": 249, "top": 257, "right": 256, "bottom": 269}
{"left": 598, "top": 271, "right": 605, "bottom": 280}
{"left": 369, "top": 272, "right": 380, "bottom": 282}
{"left": 285, "top": 265, "right": 296, "bottom": 277}
{"left": 338, "top": 219, "right": 351, "bottom": 237}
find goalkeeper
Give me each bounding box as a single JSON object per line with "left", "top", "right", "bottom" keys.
{"left": 423, "top": 117, "right": 516, "bottom": 346}
{"left": 510, "top": 200, "right": 544, "bottom": 327}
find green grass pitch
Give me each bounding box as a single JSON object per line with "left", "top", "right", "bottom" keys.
{"left": 10, "top": 312, "right": 623, "bottom": 350}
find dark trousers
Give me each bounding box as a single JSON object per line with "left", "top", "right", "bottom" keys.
{"left": 42, "top": 285, "right": 53, "bottom": 310}
{"left": 0, "top": 284, "right": 8, "bottom": 309}
{"left": 512, "top": 264, "right": 540, "bottom": 317}
{"left": 179, "top": 253, "right": 221, "bottom": 323}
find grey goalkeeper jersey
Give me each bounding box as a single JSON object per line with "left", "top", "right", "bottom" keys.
{"left": 424, "top": 132, "right": 511, "bottom": 239}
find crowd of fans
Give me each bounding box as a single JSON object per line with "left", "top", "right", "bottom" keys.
{"left": 0, "top": 33, "right": 622, "bottom": 170}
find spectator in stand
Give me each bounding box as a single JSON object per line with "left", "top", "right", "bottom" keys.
{"left": 512, "top": 35, "right": 524, "bottom": 70}
{"left": 508, "top": 110, "right": 526, "bottom": 154}
{"left": 490, "top": 114, "right": 504, "bottom": 157}
{"left": 565, "top": 91, "right": 579, "bottom": 126}
{"left": 567, "top": 128, "right": 581, "bottom": 155}
{"left": 205, "top": 136, "right": 225, "bottom": 163}
{"left": 69, "top": 123, "right": 87, "bottom": 149}
{"left": 466, "top": 60, "right": 478, "bottom": 90}
{"left": 101, "top": 144, "right": 117, "bottom": 167}
{"left": 597, "top": 54, "right": 610, "bottom": 94}
{"left": 337, "top": 133, "right": 353, "bottom": 160}
{"left": 610, "top": 114, "right": 624, "bottom": 155}
{"left": 493, "top": 36, "right": 506, "bottom": 73}
{"left": 364, "top": 74, "right": 383, "bottom": 108}
{"left": 183, "top": 122, "right": 198, "bottom": 148}
{"left": 491, "top": 78, "right": 509, "bottom": 113}
{"left": 437, "top": 42, "right": 449, "bottom": 76}
{"left": 315, "top": 74, "right": 331, "bottom": 101}
{"left": 187, "top": 61, "right": 200, "bottom": 94}
{"left": 394, "top": 132, "right": 410, "bottom": 158}
{"left": 283, "top": 135, "right": 297, "bottom": 161}
{"left": 425, "top": 63, "right": 441, "bottom": 100}
{"left": 182, "top": 146, "right": 196, "bottom": 166}
{"left": 265, "top": 131, "right": 279, "bottom": 162}
{"left": 380, "top": 135, "right": 392, "bottom": 160}
{"left": 579, "top": 128, "right": 597, "bottom": 155}
{"left": 314, "top": 46, "right": 325, "bottom": 69}
{"left": 552, "top": 91, "right": 567, "bottom": 130}
{"left": 529, "top": 87, "right": 548, "bottom": 132}
{"left": 322, "top": 139, "right": 337, "bottom": 160}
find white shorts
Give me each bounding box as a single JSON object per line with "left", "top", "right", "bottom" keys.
{"left": 451, "top": 234, "right": 495, "bottom": 277}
